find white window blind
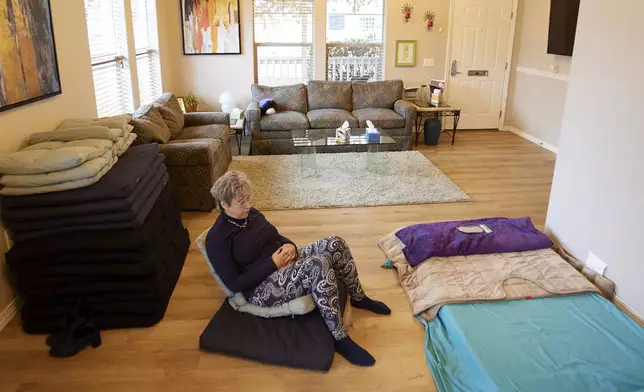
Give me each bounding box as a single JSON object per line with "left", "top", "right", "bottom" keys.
{"left": 132, "top": 0, "right": 162, "bottom": 105}
{"left": 85, "top": 0, "right": 134, "bottom": 116}
{"left": 326, "top": 0, "right": 385, "bottom": 81}
{"left": 253, "top": 0, "right": 314, "bottom": 86}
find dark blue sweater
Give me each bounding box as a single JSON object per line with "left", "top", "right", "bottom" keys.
{"left": 205, "top": 208, "right": 295, "bottom": 298}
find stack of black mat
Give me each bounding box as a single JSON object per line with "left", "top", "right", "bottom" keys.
{"left": 1, "top": 144, "right": 190, "bottom": 334}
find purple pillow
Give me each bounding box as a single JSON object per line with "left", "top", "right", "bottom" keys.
{"left": 259, "top": 99, "right": 276, "bottom": 115}
{"left": 396, "top": 217, "right": 553, "bottom": 266}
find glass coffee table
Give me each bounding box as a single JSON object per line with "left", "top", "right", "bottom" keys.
{"left": 291, "top": 128, "right": 396, "bottom": 176}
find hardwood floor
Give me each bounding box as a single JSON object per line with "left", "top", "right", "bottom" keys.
{"left": 0, "top": 131, "right": 556, "bottom": 392}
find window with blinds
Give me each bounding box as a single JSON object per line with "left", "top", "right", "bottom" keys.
{"left": 85, "top": 0, "right": 134, "bottom": 116}
{"left": 253, "top": 0, "right": 314, "bottom": 86}
{"left": 132, "top": 0, "right": 162, "bottom": 105}
{"left": 326, "top": 0, "right": 385, "bottom": 81}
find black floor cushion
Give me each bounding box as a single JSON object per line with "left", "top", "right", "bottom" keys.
{"left": 199, "top": 282, "right": 348, "bottom": 371}
{"left": 20, "top": 227, "right": 190, "bottom": 334}
{"left": 200, "top": 301, "right": 335, "bottom": 371}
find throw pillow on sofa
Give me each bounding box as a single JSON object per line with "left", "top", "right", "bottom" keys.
{"left": 259, "top": 98, "right": 276, "bottom": 115}
{"left": 131, "top": 105, "right": 172, "bottom": 144}
{"left": 153, "top": 93, "right": 185, "bottom": 138}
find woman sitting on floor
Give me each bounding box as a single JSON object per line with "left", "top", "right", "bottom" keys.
{"left": 206, "top": 171, "right": 390, "bottom": 367}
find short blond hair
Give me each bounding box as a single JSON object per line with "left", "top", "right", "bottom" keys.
{"left": 211, "top": 171, "right": 252, "bottom": 207}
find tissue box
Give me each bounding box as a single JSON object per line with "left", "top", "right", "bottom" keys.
{"left": 336, "top": 128, "right": 351, "bottom": 143}
{"left": 366, "top": 127, "right": 380, "bottom": 142}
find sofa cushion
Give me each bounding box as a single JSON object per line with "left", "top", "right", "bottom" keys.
{"left": 352, "top": 80, "right": 404, "bottom": 110}
{"left": 307, "top": 109, "right": 358, "bottom": 129}
{"left": 251, "top": 84, "right": 308, "bottom": 113}
{"left": 159, "top": 139, "right": 221, "bottom": 166}
{"left": 131, "top": 105, "right": 172, "bottom": 143}
{"left": 307, "top": 81, "right": 352, "bottom": 111}
{"left": 175, "top": 124, "right": 229, "bottom": 141}
{"left": 352, "top": 108, "right": 406, "bottom": 129}
{"left": 153, "top": 93, "right": 185, "bottom": 138}
{"left": 260, "top": 111, "right": 309, "bottom": 131}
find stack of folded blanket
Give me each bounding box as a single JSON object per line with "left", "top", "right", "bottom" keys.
{"left": 1, "top": 142, "right": 190, "bottom": 334}
{"left": 0, "top": 115, "right": 136, "bottom": 196}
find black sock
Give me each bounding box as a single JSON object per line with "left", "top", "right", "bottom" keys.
{"left": 334, "top": 336, "right": 375, "bottom": 366}
{"left": 351, "top": 296, "right": 391, "bottom": 315}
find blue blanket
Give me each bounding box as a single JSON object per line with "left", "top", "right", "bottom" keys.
{"left": 421, "top": 293, "right": 644, "bottom": 392}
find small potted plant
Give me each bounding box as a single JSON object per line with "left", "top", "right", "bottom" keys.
{"left": 401, "top": 3, "right": 413, "bottom": 22}
{"left": 182, "top": 93, "right": 202, "bottom": 112}
{"left": 423, "top": 11, "right": 436, "bottom": 30}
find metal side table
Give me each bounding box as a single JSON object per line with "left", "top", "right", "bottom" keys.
{"left": 410, "top": 100, "right": 461, "bottom": 146}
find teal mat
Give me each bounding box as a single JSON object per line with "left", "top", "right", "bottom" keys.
{"left": 420, "top": 293, "right": 644, "bottom": 392}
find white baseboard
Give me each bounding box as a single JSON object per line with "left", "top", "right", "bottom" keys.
{"left": 503, "top": 126, "right": 559, "bottom": 154}
{"left": 615, "top": 296, "right": 644, "bottom": 327}
{"left": 0, "top": 297, "right": 18, "bottom": 332}
{"left": 516, "top": 66, "right": 569, "bottom": 82}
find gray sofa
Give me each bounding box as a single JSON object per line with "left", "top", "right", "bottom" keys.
{"left": 247, "top": 80, "right": 416, "bottom": 155}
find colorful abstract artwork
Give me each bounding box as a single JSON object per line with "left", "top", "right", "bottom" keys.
{"left": 181, "top": 0, "right": 241, "bottom": 55}
{"left": 0, "top": 0, "right": 61, "bottom": 112}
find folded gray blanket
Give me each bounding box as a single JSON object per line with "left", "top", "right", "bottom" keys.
{"left": 0, "top": 133, "right": 136, "bottom": 195}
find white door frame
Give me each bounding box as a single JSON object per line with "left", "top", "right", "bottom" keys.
{"left": 443, "top": 0, "right": 519, "bottom": 129}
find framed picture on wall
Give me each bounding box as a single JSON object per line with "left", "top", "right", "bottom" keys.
{"left": 395, "top": 40, "right": 417, "bottom": 67}
{"left": 0, "top": 0, "right": 62, "bottom": 113}
{"left": 181, "top": 0, "right": 242, "bottom": 55}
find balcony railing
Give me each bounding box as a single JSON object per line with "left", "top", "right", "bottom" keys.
{"left": 255, "top": 41, "right": 384, "bottom": 85}
{"left": 327, "top": 56, "right": 381, "bottom": 81}
{"left": 256, "top": 55, "right": 383, "bottom": 85}
{"left": 256, "top": 57, "right": 313, "bottom": 86}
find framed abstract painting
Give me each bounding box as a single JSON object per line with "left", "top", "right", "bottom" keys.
{"left": 0, "top": 0, "right": 62, "bottom": 112}
{"left": 181, "top": 0, "right": 242, "bottom": 55}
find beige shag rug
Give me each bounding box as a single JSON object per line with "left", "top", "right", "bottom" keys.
{"left": 230, "top": 151, "right": 469, "bottom": 210}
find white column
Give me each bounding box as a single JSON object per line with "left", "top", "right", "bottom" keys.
{"left": 123, "top": 0, "right": 141, "bottom": 108}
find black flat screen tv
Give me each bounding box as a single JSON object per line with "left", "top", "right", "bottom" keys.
{"left": 547, "top": 0, "right": 581, "bottom": 56}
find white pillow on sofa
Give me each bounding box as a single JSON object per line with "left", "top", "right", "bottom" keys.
{"left": 195, "top": 229, "right": 315, "bottom": 318}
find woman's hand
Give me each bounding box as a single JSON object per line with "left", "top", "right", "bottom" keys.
{"left": 271, "top": 247, "right": 291, "bottom": 268}
{"left": 280, "top": 244, "right": 298, "bottom": 263}
{"left": 272, "top": 244, "right": 298, "bottom": 268}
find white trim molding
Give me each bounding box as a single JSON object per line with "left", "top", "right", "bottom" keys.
{"left": 0, "top": 298, "right": 18, "bottom": 332}
{"left": 503, "top": 126, "right": 559, "bottom": 153}
{"left": 615, "top": 296, "right": 644, "bottom": 327}
{"left": 516, "top": 66, "right": 570, "bottom": 82}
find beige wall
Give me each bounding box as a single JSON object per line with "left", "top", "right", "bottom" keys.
{"left": 157, "top": 0, "right": 451, "bottom": 109}
{"left": 505, "top": 0, "right": 572, "bottom": 147}
{"left": 512, "top": 0, "right": 571, "bottom": 75}
{"left": 0, "top": 0, "right": 96, "bottom": 314}
{"left": 546, "top": 0, "right": 644, "bottom": 317}
{"left": 157, "top": 0, "right": 256, "bottom": 109}
{"left": 384, "top": 0, "right": 449, "bottom": 87}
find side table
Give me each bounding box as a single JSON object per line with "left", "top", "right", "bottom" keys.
{"left": 410, "top": 100, "right": 461, "bottom": 146}
{"left": 230, "top": 118, "right": 244, "bottom": 155}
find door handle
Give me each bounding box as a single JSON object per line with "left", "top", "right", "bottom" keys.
{"left": 450, "top": 60, "right": 461, "bottom": 77}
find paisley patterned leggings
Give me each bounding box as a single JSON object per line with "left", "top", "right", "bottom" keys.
{"left": 247, "top": 236, "right": 366, "bottom": 340}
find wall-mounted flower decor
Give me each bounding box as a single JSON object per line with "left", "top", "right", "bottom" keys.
{"left": 402, "top": 3, "right": 414, "bottom": 23}
{"left": 423, "top": 10, "right": 436, "bottom": 30}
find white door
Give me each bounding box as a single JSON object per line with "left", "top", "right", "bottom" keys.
{"left": 446, "top": 0, "right": 513, "bottom": 129}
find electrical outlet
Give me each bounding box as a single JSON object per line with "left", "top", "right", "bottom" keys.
{"left": 423, "top": 58, "right": 435, "bottom": 67}
{"left": 586, "top": 251, "right": 607, "bottom": 275}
